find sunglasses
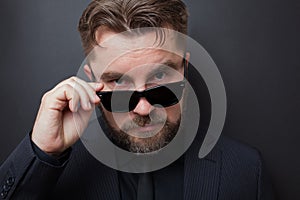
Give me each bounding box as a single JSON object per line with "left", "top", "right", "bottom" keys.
{"left": 96, "top": 80, "right": 185, "bottom": 113}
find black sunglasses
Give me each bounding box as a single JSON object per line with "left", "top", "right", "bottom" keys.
{"left": 92, "top": 57, "right": 188, "bottom": 113}
{"left": 96, "top": 80, "right": 185, "bottom": 113}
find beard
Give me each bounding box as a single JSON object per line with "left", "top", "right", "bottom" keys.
{"left": 97, "top": 106, "right": 181, "bottom": 153}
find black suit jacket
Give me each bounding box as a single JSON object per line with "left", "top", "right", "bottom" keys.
{"left": 0, "top": 131, "right": 274, "bottom": 200}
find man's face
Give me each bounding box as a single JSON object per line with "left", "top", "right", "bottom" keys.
{"left": 90, "top": 29, "right": 186, "bottom": 153}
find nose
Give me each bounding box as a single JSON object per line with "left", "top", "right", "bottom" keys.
{"left": 132, "top": 97, "right": 153, "bottom": 116}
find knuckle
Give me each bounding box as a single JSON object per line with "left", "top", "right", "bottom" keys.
{"left": 67, "top": 79, "right": 79, "bottom": 89}
{"left": 41, "top": 91, "right": 51, "bottom": 104}
{"left": 69, "top": 76, "right": 77, "bottom": 81}
{"left": 69, "top": 76, "right": 80, "bottom": 83}
{"left": 62, "top": 83, "right": 72, "bottom": 90}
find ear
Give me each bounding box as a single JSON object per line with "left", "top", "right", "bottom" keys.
{"left": 84, "top": 64, "right": 93, "bottom": 81}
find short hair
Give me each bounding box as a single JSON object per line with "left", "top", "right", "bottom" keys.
{"left": 78, "top": 0, "right": 188, "bottom": 55}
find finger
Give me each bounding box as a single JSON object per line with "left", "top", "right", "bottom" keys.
{"left": 67, "top": 81, "right": 92, "bottom": 111}
{"left": 88, "top": 82, "right": 104, "bottom": 92}
{"left": 53, "top": 77, "right": 94, "bottom": 111}
{"left": 53, "top": 76, "right": 86, "bottom": 90}
{"left": 47, "top": 84, "right": 80, "bottom": 112}
{"left": 75, "top": 78, "right": 103, "bottom": 103}
{"left": 89, "top": 82, "right": 104, "bottom": 104}
{"left": 72, "top": 105, "right": 94, "bottom": 137}
{"left": 51, "top": 83, "right": 91, "bottom": 112}
{"left": 54, "top": 77, "right": 103, "bottom": 104}
{"left": 53, "top": 76, "right": 75, "bottom": 90}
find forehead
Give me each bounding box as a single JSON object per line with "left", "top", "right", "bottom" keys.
{"left": 107, "top": 49, "right": 182, "bottom": 73}
{"left": 90, "top": 28, "right": 185, "bottom": 75}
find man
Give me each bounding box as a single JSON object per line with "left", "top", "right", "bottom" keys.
{"left": 0, "top": 0, "right": 273, "bottom": 199}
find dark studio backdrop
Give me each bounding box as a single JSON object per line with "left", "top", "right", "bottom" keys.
{"left": 0, "top": 0, "right": 299, "bottom": 199}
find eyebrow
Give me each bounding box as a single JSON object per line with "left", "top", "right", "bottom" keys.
{"left": 160, "top": 60, "right": 182, "bottom": 70}
{"left": 100, "top": 72, "right": 130, "bottom": 82}
{"left": 99, "top": 59, "right": 182, "bottom": 81}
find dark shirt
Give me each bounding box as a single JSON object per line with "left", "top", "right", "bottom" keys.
{"left": 118, "top": 156, "right": 184, "bottom": 200}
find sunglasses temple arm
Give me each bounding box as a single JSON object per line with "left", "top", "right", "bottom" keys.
{"left": 183, "top": 53, "right": 188, "bottom": 81}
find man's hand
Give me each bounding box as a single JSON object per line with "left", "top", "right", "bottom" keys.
{"left": 31, "top": 76, "right": 103, "bottom": 156}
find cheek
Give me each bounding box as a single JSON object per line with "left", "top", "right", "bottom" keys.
{"left": 165, "top": 103, "right": 182, "bottom": 123}
{"left": 102, "top": 109, "right": 128, "bottom": 129}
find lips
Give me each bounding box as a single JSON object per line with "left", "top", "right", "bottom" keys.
{"left": 125, "top": 123, "right": 164, "bottom": 138}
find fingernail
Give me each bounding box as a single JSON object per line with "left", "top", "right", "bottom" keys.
{"left": 97, "top": 83, "right": 103, "bottom": 89}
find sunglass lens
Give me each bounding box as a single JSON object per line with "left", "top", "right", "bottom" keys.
{"left": 98, "top": 81, "right": 185, "bottom": 112}
{"left": 99, "top": 91, "right": 133, "bottom": 112}
{"left": 147, "top": 84, "right": 182, "bottom": 107}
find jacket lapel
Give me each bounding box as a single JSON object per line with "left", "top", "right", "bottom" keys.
{"left": 183, "top": 137, "right": 222, "bottom": 200}
{"left": 96, "top": 167, "right": 120, "bottom": 200}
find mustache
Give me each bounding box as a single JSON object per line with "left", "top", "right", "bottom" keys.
{"left": 121, "top": 114, "right": 166, "bottom": 132}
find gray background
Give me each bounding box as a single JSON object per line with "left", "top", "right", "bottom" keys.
{"left": 0, "top": 0, "right": 299, "bottom": 199}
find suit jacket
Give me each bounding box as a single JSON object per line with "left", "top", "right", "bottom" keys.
{"left": 0, "top": 132, "right": 274, "bottom": 200}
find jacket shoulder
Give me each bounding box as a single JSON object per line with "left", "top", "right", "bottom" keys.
{"left": 216, "top": 135, "right": 262, "bottom": 168}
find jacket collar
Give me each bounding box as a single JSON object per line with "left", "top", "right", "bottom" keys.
{"left": 183, "top": 134, "right": 222, "bottom": 200}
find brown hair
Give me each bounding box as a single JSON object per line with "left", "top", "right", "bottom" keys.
{"left": 78, "top": 0, "right": 188, "bottom": 55}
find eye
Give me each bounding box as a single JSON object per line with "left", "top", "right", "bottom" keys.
{"left": 109, "top": 76, "right": 131, "bottom": 86}
{"left": 109, "top": 77, "right": 133, "bottom": 90}
{"left": 154, "top": 71, "right": 166, "bottom": 80}
{"left": 114, "top": 78, "right": 126, "bottom": 85}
